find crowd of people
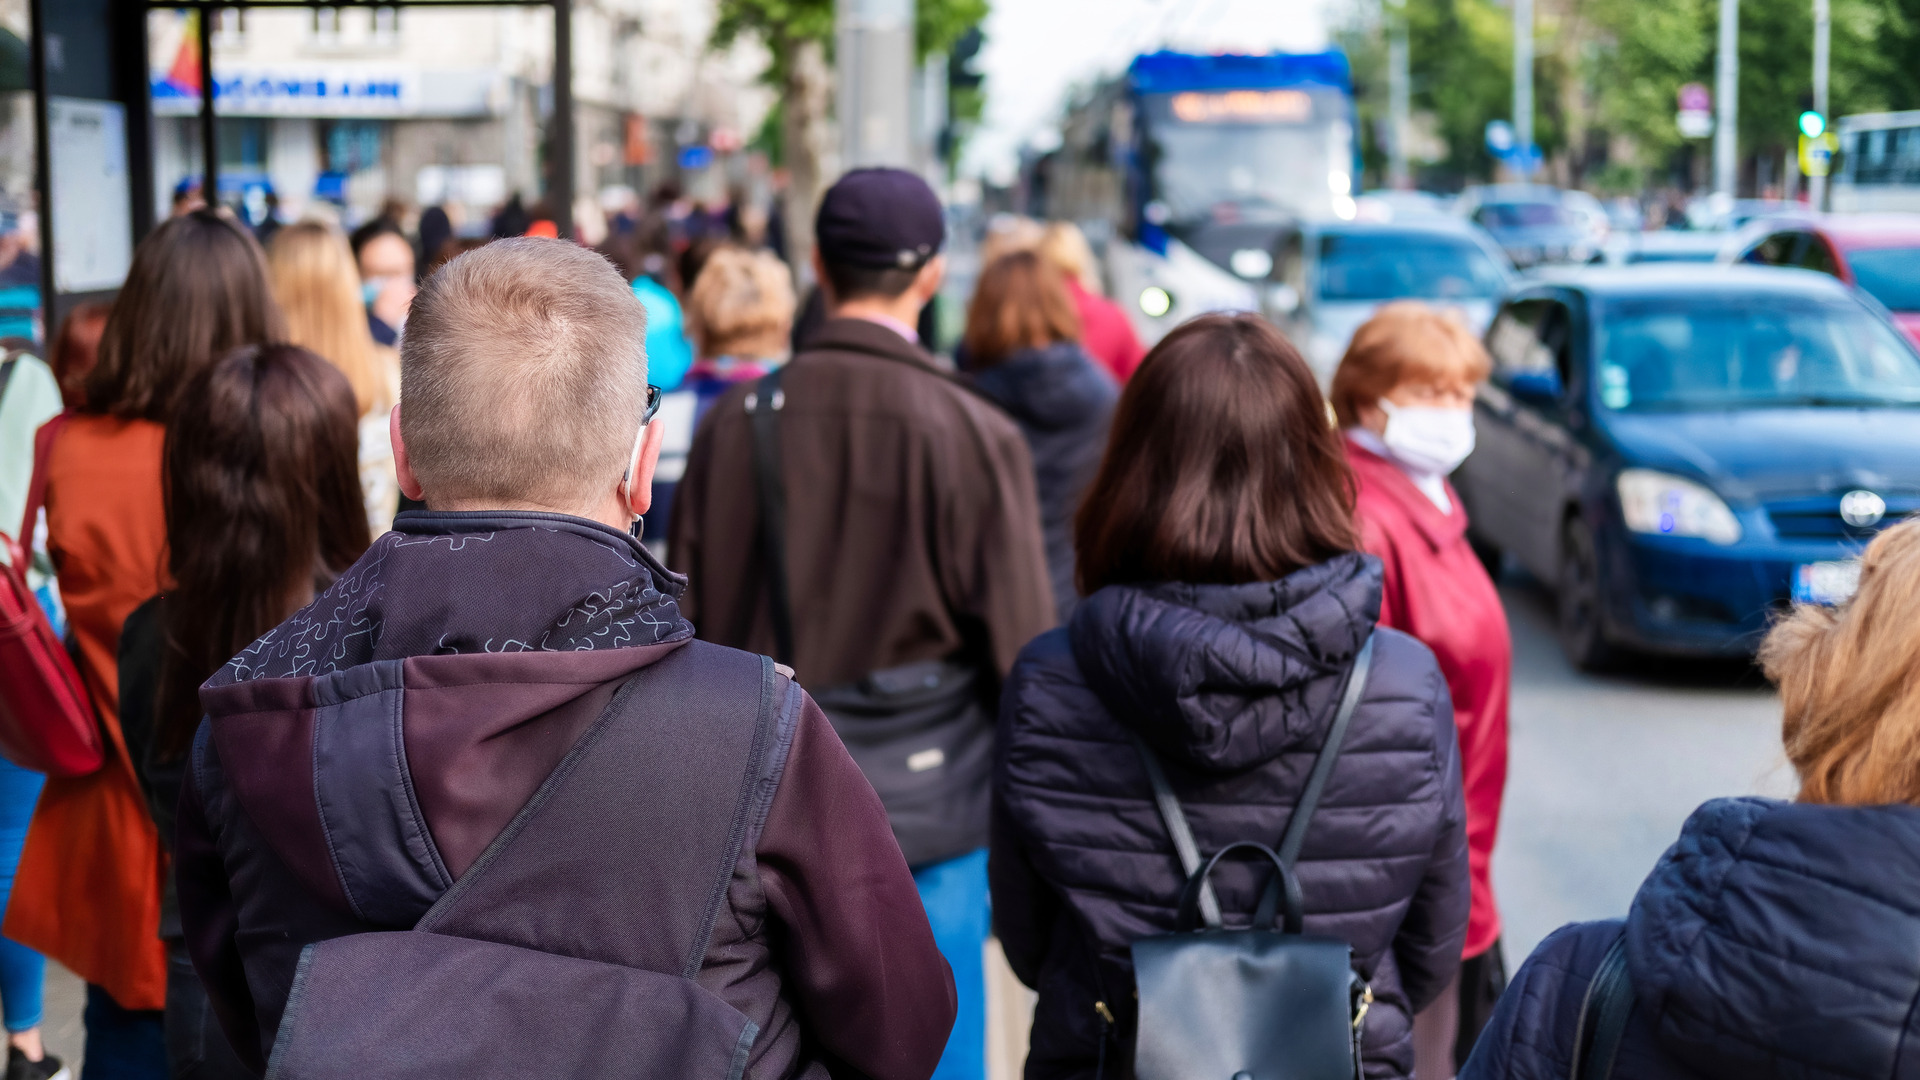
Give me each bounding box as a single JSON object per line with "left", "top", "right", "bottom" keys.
{"left": 0, "top": 161, "right": 1913, "bottom": 1080}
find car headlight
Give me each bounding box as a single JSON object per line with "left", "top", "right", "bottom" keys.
{"left": 1138, "top": 286, "right": 1173, "bottom": 318}
{"left": 1616, "top": 469, "right": 1742, "bottom": 545}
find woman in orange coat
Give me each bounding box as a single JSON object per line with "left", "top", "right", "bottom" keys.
{"left": 11, "top": 211, "right": 283, "bottom": 1074}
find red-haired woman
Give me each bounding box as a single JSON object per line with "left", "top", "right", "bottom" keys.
{"left": 1331, "top": 301, "right": 1510, "bottom": 1076}
{"left": 992, "top": 312, "right": 1470, "bottom": 1079}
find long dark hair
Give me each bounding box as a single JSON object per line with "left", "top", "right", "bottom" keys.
{"left": 155, "top": 344, "right": 370, "bottom": 756}
{"left": 87, "top": 210, "right": 285, "bottom": 422}
{"left": 1074, "top": 313, "right": 1358, "bottom": 593}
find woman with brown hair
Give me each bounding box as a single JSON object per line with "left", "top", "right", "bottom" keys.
{"left": 118, "top": 344, "right": 369, "bottom": 1080}
{"left": 991, "top": 313, "right": 1470, "bottom": 1079}
{"left": 268, "top": 221, "right": 401, "bottom": 536}
{"left": 962, "top": 250, "right": 1116, "bottom": 620}
{"left": 9, "top": 209, "right": 283, "bottom": 1076}
{"left": 1464, "top": 519, "right": 1920, "bottom": 1080}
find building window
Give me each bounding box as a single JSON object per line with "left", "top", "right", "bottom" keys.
{"left": 371, "top": 6, "right": 400, "bottom": 44}
{"left": 324, "top": 121, "right": 384, "bottom": 175}
{"left": 213, "top": 9, "right": 245, "bottom": 46}
{"left": 311, "top": 7, "right": 341, "bottom": 43}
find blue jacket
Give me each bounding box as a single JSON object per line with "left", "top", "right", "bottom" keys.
{"left": 1463, "top": 797, "right": 1920, "bottom": 1080}
{"left": 992, "top": 553, "right": 1470, "bottom": 1079}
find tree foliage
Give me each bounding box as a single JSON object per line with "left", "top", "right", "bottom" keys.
{"left": 712, "top": 0, "right": 988, "bottom": 85}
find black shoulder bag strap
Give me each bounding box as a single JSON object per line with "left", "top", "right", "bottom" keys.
{"left": 1569, "top": 933, "right": 1633, "bottom": 1080}
{"left": 746, "top": 367, "right": 794, "bottom": 666}
{"left": 1131, "top": 634, "right": 1376, "bottom": 930}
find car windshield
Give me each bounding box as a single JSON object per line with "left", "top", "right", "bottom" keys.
{"left": 1596, "top": 298, "right": 1920, "bottom": 411}
{"left": 1474, "top": 202, "right": 1577, "bottom": 229}
{"left": 1141, "top": 91, "right": 1344, "bottom": 222}
{"left": 1846, "top": 246, "right": 1920, "bottom": 311}
{"left": 1318, "top": 233, "right": 1508, "bottom": 300}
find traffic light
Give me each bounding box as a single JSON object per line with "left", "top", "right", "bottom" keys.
{"left": 1798, "top": 110, "right": 1826, "bottom": 139}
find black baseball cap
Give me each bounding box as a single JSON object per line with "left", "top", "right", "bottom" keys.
{"left": 814, "top": 167, "right": 945, "bottom": 271}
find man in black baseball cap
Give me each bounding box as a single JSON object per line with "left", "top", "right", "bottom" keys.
{"left": 670, "top": 167, "right": 1053, "bottom": 1080}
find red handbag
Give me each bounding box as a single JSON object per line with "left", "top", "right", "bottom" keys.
{"left": 0, "top": 412, "right": 106, "bottom": 777}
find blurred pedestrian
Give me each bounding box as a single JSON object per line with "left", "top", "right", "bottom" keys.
{"left": 47, "top": 303, "right": 109, "bottom": 408}
{"left": 1036, "top": 222, "right": 1146, "bottom": 382}
{"left": 268, "top": 221, "right": 403, "bottom": 537}
{"left": 175, "top": 239, "right": 955, "bottom": 1078}
{"left": 630, "top": 246, "right": 695, "bottom": 392}
{"left": 1464, "top": 518, "right": 1920, "bottom": 1080}
{"left": 961, "top": 250, "right": 1116, "bottom": 620}
{"left": 118, "top": 343, "right": 368, "bottom": 1080}
{"left": 416, "top": 205, "right": 452, "bottom": 280}
{"left": 8, "top": 209, "right": 283, "bottom": 1080}
{"left": 1331, "top": 301, "right": 1509, "bottom": 1076}
{"left": 671, "top": 168, "right": 1054, "bottom": 1080}
{"left": 992, "top": 312, "right": 1470, "bottom": 1080}
{"left": 349, "top": 219, "right": 416, "bottom": 346}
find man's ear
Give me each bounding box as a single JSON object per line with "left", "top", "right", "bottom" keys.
{"left": 914, "top": 254, "right": 947, "bottom": 304}
{"left": 390, "top": 404, "right": 425, "bottom": 501}
{"left": 811, "top": 247, "right": 833, "bottom": 307}
{"left": 623, "top": 417, "right": 668, "bottom": 516}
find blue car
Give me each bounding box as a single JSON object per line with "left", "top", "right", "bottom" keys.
{"left": 1455, "top": 265, "right": 1920, "bottom": 668}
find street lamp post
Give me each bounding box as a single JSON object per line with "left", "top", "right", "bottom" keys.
{"left": 1714, "top": 0, "right": 1739, "bottom": 197}
{"left": 1513, "top": 0, "right": 1533, "bottom": 174}
{"left": 1809, "top": 0, "right": 1830, "bottom": 209}
{"left": 837, "top": 0, "right": 916, "bottom": 169}
{"left": 1387, "top": 0, "right": 1410, "bottom": 189}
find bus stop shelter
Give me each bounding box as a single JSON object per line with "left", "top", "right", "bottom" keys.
{"left": 26, "top": 0, "right": 578, "bottom": 335}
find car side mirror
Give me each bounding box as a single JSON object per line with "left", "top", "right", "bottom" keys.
{"left": 1508, "top": 370, "right": 1562, "bottom": 404}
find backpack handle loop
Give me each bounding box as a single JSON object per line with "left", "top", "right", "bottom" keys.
{"left": 1176, "top": 841, "right": 1304, "bottom": 935}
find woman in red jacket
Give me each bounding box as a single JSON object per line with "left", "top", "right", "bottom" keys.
{"left": 1330, "top": 302, "right": 1510, "bottom": 1079}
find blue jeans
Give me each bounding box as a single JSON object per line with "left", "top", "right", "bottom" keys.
{"left": 0, "top": 755, "right": 45, "bottom": 1033}
{"left": 82, "top": 984, "right": 166, "bottom": 1080}
{"left": 912, "top": 848, "right": 989, "bottom": 1080}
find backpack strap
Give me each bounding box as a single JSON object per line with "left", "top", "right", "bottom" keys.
{"left": 1278, "top": 634, "right": 1375, "bottom": 867}
{"left": 1130, "top": 734, "right": 1223, "bottom": 928}
{"left": 1569, "top": 932, "right": 1633, "bottom": 1080}
{"left": 745, "top": 369, "right": 794, "bottom": 666}
{"left": 8, "top": 408, "right": 69, "bottom": 559}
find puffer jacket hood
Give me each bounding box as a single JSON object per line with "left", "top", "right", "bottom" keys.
{"left": 1068, "top": 551, "right": 1381, "bottom": 773}
{"left": 1628, "top": 797, "right": 1920, "bottom": 1078}
{"left": 968, "top": 342, "right": 1115, "bottom": 434}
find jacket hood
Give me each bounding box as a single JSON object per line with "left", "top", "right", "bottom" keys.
{"left": 1625, "top": 797, "right": 1920, "bottom": 1079}
{"left": 1066, "top": 552, "right": 1381, "bottom": 773}
{"left": 197, "top": 511, "right": 695, "bottom": 926}
{"left": 968, "top": 342, "right": 1117, "bottom": 434}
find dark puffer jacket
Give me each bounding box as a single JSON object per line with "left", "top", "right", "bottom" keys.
{"left": 968, "top": 341, "right": 1117, "bottom": 621}
{"left": 991, "top": 552, "right": 1471, "bottom": 1080}
{"left": 1462, "top": 797, "right": 1920, "bottom": 1080}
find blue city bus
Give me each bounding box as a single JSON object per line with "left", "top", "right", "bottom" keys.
{"left": 1037, "top": 50, "right": 1358, "bottom": 344}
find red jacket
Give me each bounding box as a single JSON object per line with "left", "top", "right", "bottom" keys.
{"left": 1348, "top": 435, "right": 1509, "bottom": 959}
{"left": 1066, "top": 279, "right": 1146, "bottom": 382}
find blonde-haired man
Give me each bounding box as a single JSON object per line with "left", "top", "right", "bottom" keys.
{"left": 176, "top": 238, "right": 955, "bottom": 1078}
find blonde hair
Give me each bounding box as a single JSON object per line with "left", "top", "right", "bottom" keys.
{"left": 399, "top": 238, "right": 649, "bottom": 512}
{"left": 1329, "top": 301, "right": 1493, "bottom": 427}
{"left": 1036, "top": 221, "right": 1101, "bottom": 294}
{"left": 1761, "top": 520, "right": 1920, "bottom": 806}
{"left": 980, "top": 214, "right": 1045, "bottom": 268}
{"left": 268, "top": 221, "right": 392, "bottom": 417}
{"left": 687, "top": 246, "right": 795, "bottom": 360}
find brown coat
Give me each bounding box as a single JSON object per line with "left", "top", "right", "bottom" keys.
{"left": 669, "top": 317, "right": 1054, "bottom": 688}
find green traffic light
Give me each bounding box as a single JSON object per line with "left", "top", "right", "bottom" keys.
{"left": 1799, "top": 111, "right": 1826, "bottom": 138}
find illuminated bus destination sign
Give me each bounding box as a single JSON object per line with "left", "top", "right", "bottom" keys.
{"left": 1169, "top": 89, "right": 1312, "bottom": 124}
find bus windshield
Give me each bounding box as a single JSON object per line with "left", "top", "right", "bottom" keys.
{"left": 1141, "top": 90, "right": 1346, "bottom": 222}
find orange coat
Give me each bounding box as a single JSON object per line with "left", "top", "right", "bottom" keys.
{"left": 4, "top": 416, "right": 168, "bottom": 1010}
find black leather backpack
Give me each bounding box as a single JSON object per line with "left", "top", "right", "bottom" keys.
{"left": 1127, "top": 635, "right": 1377, "bottom": 1080}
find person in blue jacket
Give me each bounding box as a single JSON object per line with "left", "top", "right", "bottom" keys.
{"left": 1463, "top": 518, "right": 1920, "bottom": 1080}
{"left": 630, "top": 252, "right": 694, "bottom": 391}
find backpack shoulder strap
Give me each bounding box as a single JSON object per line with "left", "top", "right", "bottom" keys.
{"left": 1569, "top": 932, "right": 1633, "bottom": 1080}
{"left": 1278, "top": 633, "right": 1375, "bottom": 867}
{"left": 745, "top": 369, "right": 794, "bottom": 665}
{"left": 1130, "top": 735, "right": 1223, "bottom": 929}
{"left": 9, "top": 408, "right": 69, "bottom": 555}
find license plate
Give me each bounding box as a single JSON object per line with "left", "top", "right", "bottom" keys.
{"left": 1793, "top": 561, "right": 1861, "bottom": 606}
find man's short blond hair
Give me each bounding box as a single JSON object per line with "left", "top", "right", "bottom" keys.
{"left": 400, "top": 238, "right": 648, "bottom": 511}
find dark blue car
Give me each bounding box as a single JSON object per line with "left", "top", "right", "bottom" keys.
{"left": 1455, "top": 265, "right": 1920, "bottom": 668}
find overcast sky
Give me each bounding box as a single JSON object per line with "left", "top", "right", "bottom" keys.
{"left": 962, "top": 0, "right": 1334, "bottom": 184}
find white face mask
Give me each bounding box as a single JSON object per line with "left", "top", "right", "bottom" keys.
{"left": 1379, "top": 399, "right": 1476, "bottom": 476}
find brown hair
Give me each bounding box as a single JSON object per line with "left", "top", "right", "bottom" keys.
{"left": 269, "top": 221, "right": 395, "bottom": 417}
{"left": 688, "top": 245, "right": 795, "bottom": 360}
{"left": 400, "top": 238, "right": 648, "bottom": 512}
{"left": 157, "top": 344, "right": 369, "bottom": 757}
{"left": 1329, "top": 301, "right": 1493, "bottom": 427}
{"left": 1760, "top": 520, "right": 1920, "bottom": 806}
{"left": 86, "top": 210, "right": 285, "bottom": 422}
{"left": 962, "top": 251, "right": 1083, "bottom": 366}
{"left": 50, "top": 302, "right": 110, "bottom": 408}
{"left": 1075, "top": 313, "right": 1358, "bottom": 592}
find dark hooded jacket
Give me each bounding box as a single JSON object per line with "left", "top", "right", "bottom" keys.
{"left": 174, "top": 511, "right": 955, "bottom": 1079}
{"left": 1462, "top": 797, "right": 1920, "bottom": 1080}
{"left": 991, "top": 553, "right": 1471, "bottom": 1080}
{"left": 967, "top": 342, "right": 1118, "bottom": 620}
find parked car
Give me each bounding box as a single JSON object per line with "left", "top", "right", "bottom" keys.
{"left": 1455, "top": 185, "right": 1598, "bottom": 268}
{"left": 1454, "top": 265, "right": 1920, "bottom": 668}
{"left": 1722, "top": 213, "right": 1920, "bottom": 347}
{"left": 1600, "top": 229, "right": 1729, "bottom": 266}
{"left": 1687, "top": 196, "right": 1817, "bottom": 232}
{"left": 1263, "top": 217, "right": 1515, "bottom": 378}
